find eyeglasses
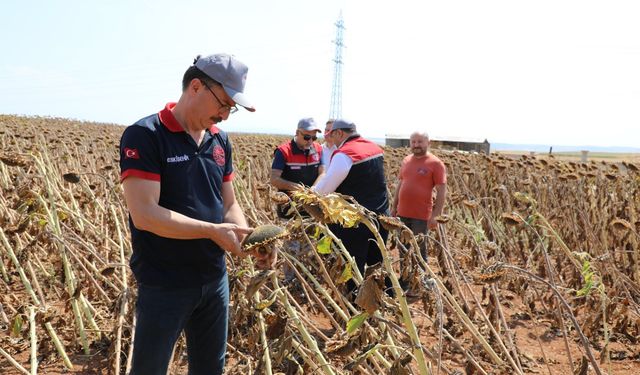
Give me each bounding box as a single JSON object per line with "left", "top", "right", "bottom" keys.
{"left": 202, "top": 81, "right": 238, "bottom": 114}
{"left": 301, "top": 134, "right": 317, "bottom": 141}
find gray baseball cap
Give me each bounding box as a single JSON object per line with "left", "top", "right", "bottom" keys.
{"left": 195, "top": 53, "right": 255, "bottom": 112}
{"left": 330, "top": 119, "right": 356, "bottom": 131}
{"left": 297, "top": 118, "right": 321, "bottom": 132}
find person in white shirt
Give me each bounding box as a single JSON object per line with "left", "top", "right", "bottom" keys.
{"left": 321, "top": 119, "right": 337, "bottom": 169}
{"left": 313, "top": 119, "right": 391, "bottom": 296}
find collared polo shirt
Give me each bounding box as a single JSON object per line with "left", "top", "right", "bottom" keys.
{"left": 119, "top": 103, "right": 234, "bottom": 287}
{"left": 271, "top": 139, "right": 323, "bottom": 189}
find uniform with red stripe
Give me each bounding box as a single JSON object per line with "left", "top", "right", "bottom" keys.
{"left": 119, "top": 102, "right": 233, "bottom": 287}
{"left": 274, "top": 140, "right": 323, "bottom": 189}
{"left": 326, "top": 132, "right": 391, "bottom": 295}
{"left": 332, "top": 135, "right": 389, "bottom": 213}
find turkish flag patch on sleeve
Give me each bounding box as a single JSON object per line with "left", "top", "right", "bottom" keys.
{"left": 124, "top": 148, "right": 140, "bottom": 159}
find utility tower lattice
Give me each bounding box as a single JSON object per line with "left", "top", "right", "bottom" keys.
{"left": 329, "top": 13, "right": 345, "bottom": 119}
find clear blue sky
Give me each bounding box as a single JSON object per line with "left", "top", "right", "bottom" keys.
{"left": 1, "top": 0, "right": 639, "bottom": 148}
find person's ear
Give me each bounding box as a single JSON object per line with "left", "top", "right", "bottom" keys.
{"left": 188, "top": 78, "right": 203, "bottom": 95}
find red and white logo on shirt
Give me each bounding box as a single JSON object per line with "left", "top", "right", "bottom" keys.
{"left": 124, "top": 148, "right": 140, "bottom": 159}
{"left": 213, "top": 145, "right": 225, "bottom": 166}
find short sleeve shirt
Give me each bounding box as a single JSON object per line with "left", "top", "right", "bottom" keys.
{"left": 119, "top": 102, "right": 233, "bottom": 287}
{"left": 396, "top": 153, "right": 446, "bottom": 221}
{"left": 271, "top": 139, "right": 323, "bottom": 188}
{"left": 271, "top": 148, "right": 287, "bottom": 170}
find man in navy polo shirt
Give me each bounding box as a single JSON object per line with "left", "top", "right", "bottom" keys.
{"left": 270, "top": 117, "right": 325, "bottom": 218}
{"left": 119, "top": 53, "right": 271, "bottom": 375}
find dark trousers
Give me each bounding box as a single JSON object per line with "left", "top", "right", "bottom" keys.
{"left": 399, "top": 216, "right": 429, "bottom": 258}
{"left": 330, "top": 222, "right": 390, "bottom": 294}
{"left": 129, "top": 274, "right": 229, "bottom": 375}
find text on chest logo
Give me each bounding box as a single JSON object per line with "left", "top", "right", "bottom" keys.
{"left": 167, "top": 154, "right": 190, "bottom": 163}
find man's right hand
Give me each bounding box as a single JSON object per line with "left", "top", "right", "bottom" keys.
{"left": 210, "top": 224, "right": 253, "bottom": 257}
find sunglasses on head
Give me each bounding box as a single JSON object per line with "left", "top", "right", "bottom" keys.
{"left": 302, "top": 134, "right": 317, "bottom": 141}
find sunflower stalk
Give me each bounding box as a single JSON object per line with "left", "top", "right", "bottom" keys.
{"left": 269, "top": 272, "right": 336, "bottom": 375}
{"left": 445, "top": 217, "right": 525, "bottom": 372}
{"left": 110, "top": 204, "right": 129, "bottom": 375}
{"left": 283, "top": 245, "right": 348, "bottom": 321}
{"left": 26, "top": 261, "right": 47, "bottom": 308}
{"left": 0, "top": 228, "right": 40, "bottom": 306}
{"left": 518, "top": 211, "right": 582, "bottom": 374}
{"left": 360, "top": 215, "right": 431, "bottom": 375}
{"left": 33, "top": 153, "right": 91, "bottom": 355}
{"left": 248, "top": 261, "right": 273, "bottom": 375}
{"left": 0, "top": 248, "right": 9, "bottom": 283}
{"left": 498, "top": 263, "right": 604, "bottom": 375}
{"left": 42, "top": 207, "right": 90, "bottom": 356}
{"left": 282, "top": 252, "right": 346, "bottom": 328}
{"left": 29, "top": 305, "right": 37, "bottom": 375}
{"left": 0, "top": 347, "right": 31, "bottom": 375}
{"left": 296, "top": 217, "right": 352, "bottom": 314}
{"left": 436, "top": 225, "right": 524, "bottom": 375}
{"left": 401, "top": 231, "right": 505, "bottom": 367}
{"left": 319, "top": 223, "right": 364, "bottom": 285}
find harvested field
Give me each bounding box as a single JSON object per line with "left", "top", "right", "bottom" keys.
{"left": 1, "top": 114, "right": 639, "bottom": 374}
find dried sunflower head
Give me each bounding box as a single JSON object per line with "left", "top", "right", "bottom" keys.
{"left": 435, "top": 214, "right": 450, "bottom": 224}
{"left": 0, "top": 154, "right": 29, "bottom": 167}
{"left": 462, "top": 199, "right": 479, "bottom": 208}
{"left": 242, "top": 224, "right": 287, "bottom": 255}
{"left": 501, "top": 212, "right": 524, "bottom": 226}
{"left": 625, "top": 162, "right": 638, "bottom": 172}
{"left": 378, "top": 215, "right": 404, "bottom": 231}
{"left": 270, "top": 191, "right": 290, "bottom": 204}
{"left": 63, "top": 172, "right": 81, "bottom": 183}
{"left": 291, "top": 189, "right": 362, "bottom": 228}
{"left": 475, "top": 262, "right": 507, "bottom": 284}
{"left": 610, "top": 218, "right": 633, "bottom": 232}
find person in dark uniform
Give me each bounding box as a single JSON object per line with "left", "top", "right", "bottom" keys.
{"left": 313, "top": 119, "right": 390, "bottom": 293}
{"left": 119, "top": 53, "right": 274, "bottom": 375}
{"left": 270, "top": 117, "right": 325, "bottom": 218}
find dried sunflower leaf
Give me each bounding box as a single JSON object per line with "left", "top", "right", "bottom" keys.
{"left": 337, "top": 262, "right": 352, "bottom": 284}
{"left": 344, "top": 344, "right": 381, "bottom": 371}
